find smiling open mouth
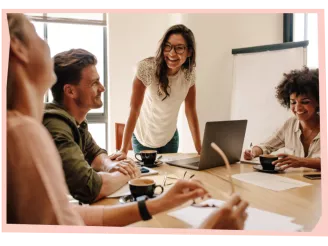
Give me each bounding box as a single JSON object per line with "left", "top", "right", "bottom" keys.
{"left": 167, "top": 57, "right": 179, "bottom": 62}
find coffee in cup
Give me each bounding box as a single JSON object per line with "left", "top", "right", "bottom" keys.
{"left": 259, "top": 154, "right": 278, "bottom": 171}
{"left": 135, "top": 150, "right": 157, "bottom": 167}
{"left": 128, "top": 178, "right": 164, "bottom": 200}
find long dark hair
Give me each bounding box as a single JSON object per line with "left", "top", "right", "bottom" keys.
{"left": 155, "top": 24, "right": 196, "bottom": 100}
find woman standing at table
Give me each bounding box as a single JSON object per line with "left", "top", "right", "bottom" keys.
{"left": 7, "top": 13, "right": 248, "bottom": 228}
{"left": 110, "top": 24, "right": 201, "bottom": 160}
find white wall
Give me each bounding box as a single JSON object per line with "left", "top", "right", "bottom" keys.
{"left": 231, "top": 47, "right": 305, "bottom": 151}
{"left": 178, "top": 14, "right": 283, "bottom": 152}
{"left": 107, "top": 13, "right": 283, "bottom": 153}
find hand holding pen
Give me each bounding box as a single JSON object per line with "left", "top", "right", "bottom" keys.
{"left": 243, "top": 142, "right": 255, "bottom": 160}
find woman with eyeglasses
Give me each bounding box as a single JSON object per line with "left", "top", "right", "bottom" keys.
{"left": 7, "top": 13, "right": 249, "bottom": 229}
{"left": 110, "top": 24, "right": 202, "bottom": 161}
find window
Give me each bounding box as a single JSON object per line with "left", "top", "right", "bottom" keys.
{"left": 88, "top": 123, "right": 107, "bottom": 150}
{"left": 293, "top": 13, "right": 319, "bottom": 68}
{"left": 27, "top": 13, "right": 108, "bottom": 150}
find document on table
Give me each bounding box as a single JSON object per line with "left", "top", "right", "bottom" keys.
{"left": 232, "top": 172, "right": 311, "bottom": 191}
{"left": 240, "top": 157, "right": 260, "bottom": 165}
{"left": 167, "top": 199, "right": 303, "bottom": 232}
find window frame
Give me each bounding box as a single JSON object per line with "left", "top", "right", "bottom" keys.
{"left": 28, "top": 13, "right": 109, "bottom": 150}
{"left": 284, "top": 13, "right": 319, "bottom": 68}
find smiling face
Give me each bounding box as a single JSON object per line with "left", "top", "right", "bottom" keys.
{"left": 275, "top": 67, "right": 320, "bottom": 124}
{"left": 71, "top": 65, "right": 105, "bottom": 110}
{"left": 153, "top": 25, "right": 196, "bottom": 100}
{"left": 163, "top": 34, "right": 191, "bottom": 75}
{"left": 290, "top": 93, "right": 319, "bottom": 121}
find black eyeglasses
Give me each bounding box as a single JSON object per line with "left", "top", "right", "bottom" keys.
{"left": 163, "top": 44, "right": 187, "bottom": 54}
{"left": 162, "top": 171, "right": 195, "bottom": 187}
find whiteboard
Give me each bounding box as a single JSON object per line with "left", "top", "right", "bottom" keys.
{"left": 231, "top": 46, "right": 306, "bottom": 150}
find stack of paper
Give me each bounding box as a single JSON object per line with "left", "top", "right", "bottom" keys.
{"left": 232, "top": 172, "right": 311, "bottom": 191}
{"left": 168, "top": 199, "right": 303, "bottom": 231}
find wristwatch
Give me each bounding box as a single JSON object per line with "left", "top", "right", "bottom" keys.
{"left": 137, "top": 195, "right": 152, "bottom": 221}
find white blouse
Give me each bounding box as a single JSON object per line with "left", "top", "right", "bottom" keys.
{"left": 134, "top": 57, "right": 196, "bottom": 148}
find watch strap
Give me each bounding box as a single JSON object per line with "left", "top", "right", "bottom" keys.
{"left": 137, "top": 198, "right": 152, "bottom": 221}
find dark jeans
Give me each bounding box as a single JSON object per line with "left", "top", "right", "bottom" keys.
{"left": 132, "top": 129, "right": 179, "bottom": 153}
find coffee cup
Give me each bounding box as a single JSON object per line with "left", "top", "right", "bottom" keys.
{"left": 128, "top": 178, "right": 164, "bottom": 200}
{"left": 135, "top": 150, "right": 157, "bottom": 167}
{"left": 259, "top": 154, "right": 278, "bottom": 170}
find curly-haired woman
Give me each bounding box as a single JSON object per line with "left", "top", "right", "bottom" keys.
{"left": 243, "top": 67, "right": 320, "bottom": 170}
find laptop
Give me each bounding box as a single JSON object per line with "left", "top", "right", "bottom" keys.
{"left": 166, "top": 120, "right": 247, "bottom": 170}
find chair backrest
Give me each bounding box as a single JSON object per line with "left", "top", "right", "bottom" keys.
{"left": 115, "top": 123, "right": 132, "bottom": 151}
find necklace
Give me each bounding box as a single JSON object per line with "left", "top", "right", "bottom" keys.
{"left": 301, "top": 126, "right": 319, "bottom": 142}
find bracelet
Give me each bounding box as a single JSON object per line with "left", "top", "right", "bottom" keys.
{"left": 137, "top": 197, "right": 152, "bottom": 221}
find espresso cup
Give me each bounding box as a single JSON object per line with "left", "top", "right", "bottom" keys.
{"left": 259, "top": 154, "right": 278, "bottom": 170}
{"left": 135, "top": 150, "right": 157, "bottom": 167}
{"left": 128, "top": 178, "right": 164, "bottom": 200}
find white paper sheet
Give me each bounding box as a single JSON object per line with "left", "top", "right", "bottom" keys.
{"left": 168, "top": 199, "right": 303, "bottom": 231}
{"left": 240, "top": 157, "right": 260, "bottom": 165}
{"left": 232, "top": 172, "right": 311, "bottom": 191}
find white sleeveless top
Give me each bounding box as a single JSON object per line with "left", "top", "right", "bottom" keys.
{"left": 134, "top": 57, "right": 196, "bottom": 148}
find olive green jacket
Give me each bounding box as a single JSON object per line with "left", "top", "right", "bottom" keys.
{"left": 43, "top": 102, "right": 106, "bottom": 204}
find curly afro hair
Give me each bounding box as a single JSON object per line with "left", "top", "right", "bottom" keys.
{"left": 275, "top": 66, "right": 319, "bottom": 109}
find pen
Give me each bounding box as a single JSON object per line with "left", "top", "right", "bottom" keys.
{"left": 250, "top": 142, "right": 255, "bottom": 158}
